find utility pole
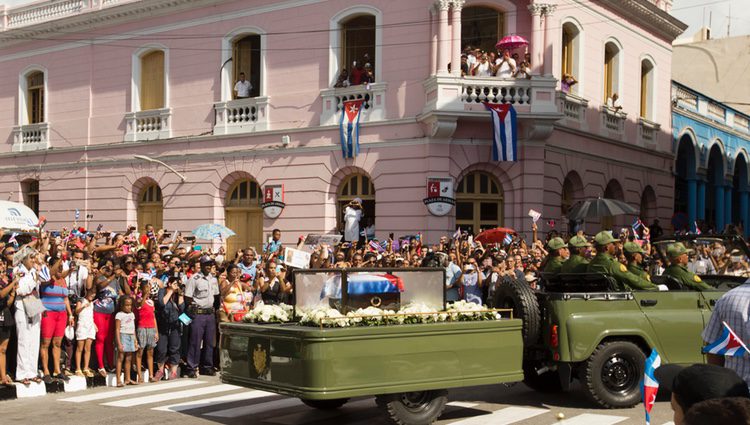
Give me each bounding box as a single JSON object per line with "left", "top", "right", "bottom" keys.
{"left": 727, "top": 4, "right": 731, "bottom": 37}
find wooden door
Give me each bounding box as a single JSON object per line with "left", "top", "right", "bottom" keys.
{"left": 226, "top": 208, "right": 262, "bottom": 254}
{"left": 137, "top": 204, "right": 163, "bottom": 232}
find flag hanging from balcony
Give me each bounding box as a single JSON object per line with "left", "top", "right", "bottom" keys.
{"left": 339, "top": 99, "right": 365, "bottom": 159}
{"left": 484, "top": 103, "right": 518, "bottom": 161}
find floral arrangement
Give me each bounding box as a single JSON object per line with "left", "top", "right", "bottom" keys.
{"left": 243, "top": 302, "right": 293, "bottom": 323}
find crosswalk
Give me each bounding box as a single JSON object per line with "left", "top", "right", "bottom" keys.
{"left": 57, "top": 379, "right": 675, "bottom": 424}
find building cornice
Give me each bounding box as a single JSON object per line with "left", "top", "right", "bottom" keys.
{"left": 673, "top": 108, "right": 750, "bottom": 143}
{"left": 598, "top": 0, "right": 687, "bottom": 42}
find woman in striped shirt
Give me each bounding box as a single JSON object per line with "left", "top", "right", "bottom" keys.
{"left": 39, "top": 260, "right": 74, "bottom": 383}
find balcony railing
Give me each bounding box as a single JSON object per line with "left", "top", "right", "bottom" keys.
{"left": 125, "top": 108, "right": 171, "bottom": 142}
{"left": 638, "top": 117, "right": 660, "bottom": 144}
{"left": 320, "top": 83, "right": 387, "bottom": 126}
{"left": 213, "top": 97, "right": 269, "bottom": 135}
{"left": 556, "top": 91, "right": 588, "bottom": 126}
{"left": 12, "top": 122, "right": 50, "bottom": 152}
{"left": 600, "top": 106, "right": 627, "bottom": 138}
{"left": 6, "top": 0, "right": 84, "bottom": 29}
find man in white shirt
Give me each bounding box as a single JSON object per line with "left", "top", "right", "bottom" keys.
{"left": 64, "top": 250, "right": 89, "bottom": 298}
{"left": 233, "top": 72, "right": 252, "bottom": 99}
{"left": 496, "top": 50, "right": 516, "bottom": 79}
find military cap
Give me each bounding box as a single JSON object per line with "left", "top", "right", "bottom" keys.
{"left": 667, "top": 242, "right": 692, "bottom": 259}
{"left": 568, "top": 235, "right": 591, "bottom": 248}
{"left": 593, "top": 231, "right": 617, "bottom": 246}
{"left": 623, "top": 241, "right": 645, "bottom": 254}
{"left": 547, "top": 237, "right": 566, "bottom": 251}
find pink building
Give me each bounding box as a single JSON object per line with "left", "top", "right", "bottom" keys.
{"left": 0, "top": 0, "right": 685, "bottom": 250}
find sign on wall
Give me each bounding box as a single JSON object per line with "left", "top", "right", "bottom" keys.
{"left": 423, "top": 177, "right": 455, "bottom": 217}
{"left": 261, "top": 184, "right": 285, "bottom": 219}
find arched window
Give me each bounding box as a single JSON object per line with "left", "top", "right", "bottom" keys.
{"left": 137, "top": 183, "right": 163, "bottom": 232}
{"left": 22, "top": 179, "right": 39, "bottom": 216}
{"left": 603, "top": 41, "right": 621, "bottom": 102}
{"left": 561, "top": 21, "right": 581, "bottom": 92}
{"left": 640, "top": 59, "right": 655, "bottom": 119}
{"left": 603, "top": 179, "right": 624, "bottom": 230}
{"left": 461, "top": 6, "right": 504, "bottom": 54}
{"left": 340, "top": 14, "right": 376, "bottom": 77}
{"left": 640, "top": 186, "right": 658, "bottom": 224}
{"left": 337, "top": 174, "right": 375, "bottom": 232}
{"left": 456, "top": 171, "right": 503, "bottom": 235}
{"left": 225, "top": 178, "right": 263, "bottom": 253}
{"left": 26, "top": 72, "right": 45, "bottom": 124}
{"left": 232, "top": 34, "right": 261, "bottom": 99}
{"left": 140, "top": 50, "right": 165, "bottom": 111}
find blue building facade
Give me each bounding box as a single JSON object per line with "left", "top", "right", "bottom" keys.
{"left": 672, "top": 82, "right": 750, "bottom": 235}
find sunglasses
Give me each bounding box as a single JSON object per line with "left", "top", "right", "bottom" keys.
{"left": 5, "top": 252, "right": 15, "bottom": 255}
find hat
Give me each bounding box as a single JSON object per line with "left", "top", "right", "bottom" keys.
{"left": 655, "top": 364, "right": 750, "bottom": 411}
{"left": 525, "top": 273, "right": 538, "bottom": 283}
{"left": 464, "top": 264, "right": 475, "bottom": 271}
{"left": 547, "top": 237, "right": 566, "bottom": 251}
{"left": 568, "top": 235, "right": 591, "bottom": 248}
{"left": 667, "top": 242, "right": 693, "bottom": 259}
{"left": 199, "top": 255, "right": 215, "bottom": 265}
{"left": 593, "top": 231, "right": 617, "bottom": 246}
{"left": 623, "top": 241, "right": 644, "bottom": 254}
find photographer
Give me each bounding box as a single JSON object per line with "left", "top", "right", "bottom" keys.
{"left": 154, "top": 275, "right": 184, "bottom": 381}
{"left": 255, "top": 260, "right": 292, "bottom": 305}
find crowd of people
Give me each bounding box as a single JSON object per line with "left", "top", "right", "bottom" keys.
{"left": 458, "top": 47, "right": 532, "bottom": 79}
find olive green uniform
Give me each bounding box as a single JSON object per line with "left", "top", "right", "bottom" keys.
{"left": 627, "top": 262, "right": 652, "bottom": 282}
{"left": 543, "top": 256, "right": 565, "bottom": 275}
{"left": 587, "top": 252, "right": 658, "bottom": 291}
{"left": 664, "top": 264, "right": 713, "bottom": 291}
{"left": 561, "top": 254, "right": 589, "bottom": 274}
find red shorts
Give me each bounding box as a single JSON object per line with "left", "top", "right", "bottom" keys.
{"left": 41, "top": 311, "right": 68, "bottom": 339}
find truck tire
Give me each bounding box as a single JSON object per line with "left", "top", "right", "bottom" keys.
{"left": 583, "top": 341, "right": 645, "bottom": 408}
{"left": 375, "top": 390, "right": 448, "bottom": 425}
{"left": 523, "top": 360, "right": 563, "bottom": 393}
{"left": 300, "top": 398, "right": 349, "bottom": 409}
{"left": 493, "top": 277, "right": 541, "bottom": 346}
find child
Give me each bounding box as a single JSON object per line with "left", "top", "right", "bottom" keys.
{"left": 74, "top": 288, "right": 97, "bottom": 377}
{"left": 115, "top": 296, "right": 138, "bottom": 387}
{"left": 135, "top": 281, "right": 158, "bottom": 383}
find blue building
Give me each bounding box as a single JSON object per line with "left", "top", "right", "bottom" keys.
{"left": 672, "top": 82, "right": 750, "bottom": 235}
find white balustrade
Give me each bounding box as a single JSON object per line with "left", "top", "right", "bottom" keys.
{"left": 638, "top": 117, "right": 660, "bottom": 144}
{"left": 600, "top": 106, "right": 626, "bottom": 136}
{"left": 708, "top": 102, "right": 726, "bottom": 123}
{"left": 213, "top": 97, "right": 269, "bottom": 135}
{"left": 461, "top": 78, "right": 532, "bottom": 105}
{"left": 125, "top": 108, "right": 171, "bottom": 142}
{"left": 735, "top": 114, "right": 750, "bottom": 133}
{"left": 6, "top": 0, "right": 84, "bottom": 28}
{"left": 320, "top": 83, "right": 387, "bottom": 126}
{"left": 12, "top": 123, "right": 50, "bottom": 152}
{"left": 556, "top": 91, "right": 588, "bottom": 125}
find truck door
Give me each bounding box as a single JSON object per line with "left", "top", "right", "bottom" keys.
{"left": 632, "top": 291, "right": 705, "bottom": 364}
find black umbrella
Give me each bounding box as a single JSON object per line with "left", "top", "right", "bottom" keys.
{"left": 567, "top": 198, "right": 639, "bottom": 221}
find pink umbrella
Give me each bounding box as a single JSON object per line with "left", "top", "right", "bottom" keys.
{"left": 495, "top": 35, "right": 529, "bottom": 51}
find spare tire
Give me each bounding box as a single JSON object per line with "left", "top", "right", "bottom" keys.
{"left": 493, "top": 276, "right": 541, "bottom": 346}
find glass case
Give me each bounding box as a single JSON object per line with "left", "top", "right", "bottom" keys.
{"left": 293, "top": 268, "right": 446, "bottom": 314}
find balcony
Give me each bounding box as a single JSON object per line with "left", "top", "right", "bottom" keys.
{"left": 556, "top": 91, "right": 589, "bottom": 129}
{"left": 213, "top": 97, "right": 269, "bottom": 135}
{"left": 320, "top": 83, "right": 387, "bottom": 126}
{"left": 419, "top": 75, "right": 561, "bottom": 138}
{"left": 125, "top": 108, "right": 171, "bottom": 142}
{"left": 638, "top": 118, "right": 660, "bottom": 145}
{"left": 12, "top": 123, "right": 50, "bottom": 152}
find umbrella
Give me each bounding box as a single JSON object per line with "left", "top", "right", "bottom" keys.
{"left": 475, "top": 227, "right": 516, "bottom": 245}
{"left": 192, "top": 223, "right": 236, "bottom": 240}
{"left": 567, "top": 198, "right": 639, "bottom": 221}
{"left": 0, "top": 200, "right": 39, "bottom": 232}
{"left": 495, "top": 35, "right": 529, "bottom": 51}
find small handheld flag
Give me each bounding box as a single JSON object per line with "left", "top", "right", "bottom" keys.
{"left": 703, "top": 321, "right": 749, "bottom": 357}
{"left": 8, "top": 232, "right": 18, "bottom": 247}
{"left": 484, "top": 103, "right": 518, "bottom": 162}
{"left": 369, "top": 240, "right": 384, "bottom": 253}
{"left": 642, "top": 349, "right": 661, "bottom": 425}
{"left": 74, "top": 209, "right": 80, "bottom": 221}
{"left": 339, "top": 99, "right": 365, "bottom": 158}
{"left": 695, "top": 221, "right": 702, "bottom": 235}
{"left": 503, "top": 233, "right": 513, "bottom": 246}
{"left": 452, "top": 228, "right": 461, "bottom": 240}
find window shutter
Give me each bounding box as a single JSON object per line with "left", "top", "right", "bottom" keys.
{"left": 140, "top": 51, "right": 165, "bottom": 110}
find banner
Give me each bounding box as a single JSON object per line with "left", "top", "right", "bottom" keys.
{"left": 284, "top": 247, "right": 311, "bottom": 269}
{"left": 484, "top": 103, "right": 518, "bottom": 161}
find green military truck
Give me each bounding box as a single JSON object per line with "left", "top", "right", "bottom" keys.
{"left": 495, "top": 235, "right": 747, "bottom": 408}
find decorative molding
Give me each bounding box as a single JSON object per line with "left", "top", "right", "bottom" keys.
{"left": 436, "top": 0, "right": 451, "bottom": 11}
{"left": 598, "top": 0, "right": 688, "bottom": 41}
{"left": 450, "top": 0, "right": 465, "bottom": 11}
{"left": 527, "top": 4, "right": 544, "bottom": 16}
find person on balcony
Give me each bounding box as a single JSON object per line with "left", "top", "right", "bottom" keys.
{"left": 233, "top": 72, "right": 252, "bottom": 99}
{"left": 514, "top": 59, "right": 532, "bottom": 79}
{"left": 561, "top": 74, "right": 578, "bottom": 93}
{"left": 470, "top": 54, "right": 493, "bottom": 77}
{"left": 333, "top": 69, "right": 350, "bottom": 88}
{"left": 606, "top": 93, "right": 623, "bottom": 112}
{"left": 496, "top": 50, "right": 516, "bottom": 79}
{"left": 349, "top": 61, "right": 367, "bottom": 86}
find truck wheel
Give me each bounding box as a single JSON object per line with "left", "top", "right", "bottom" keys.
{"left": 523, "top": 361, "right": 563, "bottom": 393}
{"left": 583, "top": 341, "right": 645, "bottom": 408}
{"left": 493, "top": 277, "right": 541, "bottom": 346}
{"left": 375, "top": 390, "right": 448, "bottom": 425}
{"left": 300, "top": 398, "right": 349, "bottom": 409}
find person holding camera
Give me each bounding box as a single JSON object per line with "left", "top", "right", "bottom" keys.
{"left": 154, "top": 275, "right": 185, "bottom": 381}
{"left": 183, "top": 255, "right": 219, "bottom": 378}
{"left": 255, "top": 260, "right": 292, "bottom": 305}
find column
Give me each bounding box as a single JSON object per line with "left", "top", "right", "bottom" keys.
{"left": 697, "top": 179, "right": 706, "bottom": 220}
{"left": 436, "top": 0, "right": 451, "bottom": 75}
{"left": 542, "top": 4, "right": 556, "bottom": 77}
{"left": 528, "top": 3, "right": 543, "bottom": 75}
{"left": 450, "top": 0, "right": 464, "bottom": 77}
{"left": 715, "top": 184, "right": 725, "bottom": 231}
{"left": 725, "top": 185, "right": 733, "bottom": 228}
{"left": 430, "top": 7, "right": 437, "bottom": 75}
{"left": 687, "top": 178, "right": 697, "bottom": 231}
{"left": 740, "top": 190, "right": 749, "bottom": 237}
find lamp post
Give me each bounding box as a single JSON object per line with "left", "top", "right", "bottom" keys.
{"left": 133, "top": 155, "right": 187, "bottom": 182}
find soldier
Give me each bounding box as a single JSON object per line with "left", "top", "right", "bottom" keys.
{"left": 587, "top": 231, "right": 658, "bottom": 291}
{"left": 663, "top": 242, "right": 713, "bottom": 291}
{"left": 561, "top": 235, "right": 591, "bottom": 273}
{"left": 184, "top": 255, "right": 220, "bottom": 378}
{"left": 543, "top": 237, "right": 568, "bottom": 276}
{"left": 623, "top": 241, "right": 651, "bottom": 282}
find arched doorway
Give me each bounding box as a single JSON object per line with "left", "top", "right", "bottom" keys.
{"left": 137, "top": 183, "right": 163, "bottom": 232}
{"left": 456, "top": 171, "right": 503, "bottom": 235}
{"left": 732, "top": 154, "right": 748, "bottom": 231}
{"left": 640, "top": 186, "right": 657, "bottom": 224}
{"left": 561, "top": 172, "right": 584, "bottom": 233}
{"left": 337, "top": 173, "right": 375, "bottom": 236}
{"left": 707, "top": 145, "right": 725, "bottom": 230}
{"left": 225, "top": 179, "right": 263, "bottom": 254}
{"left": 602, "top": 179, "right": 624, "bottom": 230}
{"left": 674, "top": 135, "right": 697, "bottom": 220}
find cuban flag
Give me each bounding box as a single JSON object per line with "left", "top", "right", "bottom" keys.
{"left": 8, "top": 232, "right": 18, "bottom": 247}
{"left": 703, "top": 321, "right": 749, "bottom": 357}
{"left": 75, "top": 209, "right": 80, "bottom": 221}
{"left": 484, "top": 103, "right": 518, "bottom": 161}
{"left": 38, "top": 264, "right": 51, "bottom": 283}
{"left": 642, "top": 349, "right": 661, "bottom": 425}
{"left": 503, "top": 233, "right": 513, "bottom": 245}
{"left": 452, "top": 228, "right": 462, "bottom": 240}
{"left": 695, "top": 221, "right": 702, "bottom": 235}
{"left": 339, "top": 99, "right": 365, "bottom": 158}
{"left": 321, "top": 273, "right": 405, "bottom": 299}
{"left": 369, "top": 240, "right": 384, "bottom": 253}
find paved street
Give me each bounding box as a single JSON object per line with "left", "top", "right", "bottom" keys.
{"left": 3, "top": 376, "right": 675, "bottom": 425}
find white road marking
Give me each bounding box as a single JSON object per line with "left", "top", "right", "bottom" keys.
{"left": 557, "top": 413, "right": 629, "bottom": 425}
{"left": 101, "top": 384, "right": 240, "bottom": 407}
{"left": 265, "top": 399, "right": 373, "bottom": 424}
{"left": 59, "top": 380, "right": 204, "bottom": 403}
{"left": 151, "top": 390, "right": 277, "bottom": 412}
{"left": 446, "top": 401, "right": 480, "bottom": 408}
{"left": 662, "top": 423, "right": 676, "bottom": 425}
{"left": 203, "top": 397, "right": 302, "bottom": 418}
{"left": 449, "top": 406, "right": 549, "bottom": 424}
